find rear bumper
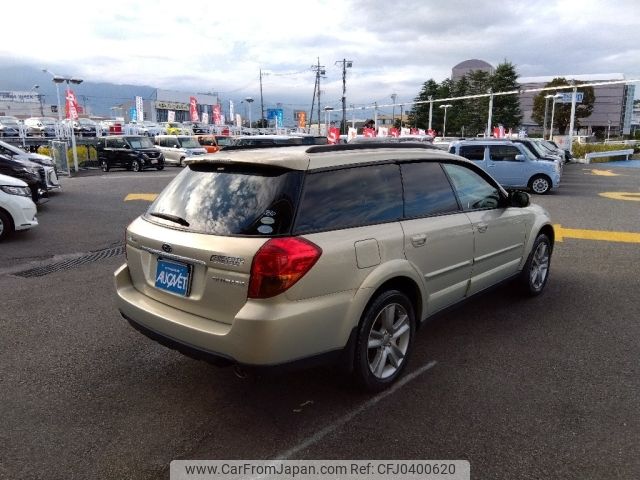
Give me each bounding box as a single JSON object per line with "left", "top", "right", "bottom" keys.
{"left": 114, "top": 264, "right": 356, "bottom": 367}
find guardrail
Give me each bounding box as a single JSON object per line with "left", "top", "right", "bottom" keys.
{"left": 584, "top": 149, "right": 634, "bottom": 163}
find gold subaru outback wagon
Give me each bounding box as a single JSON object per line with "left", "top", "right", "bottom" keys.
{"left": 115, "top": 143, "right": 554, "bottom": 391}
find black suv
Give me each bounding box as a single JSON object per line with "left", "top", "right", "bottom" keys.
{"left": 97, "top": 136, "right": 165, "bottom": 172}
{"left": 0, "top": 154, "right": 48, "bottom": 203}
{"left": 182, "top": 122, "right": 210, "bottom": 135}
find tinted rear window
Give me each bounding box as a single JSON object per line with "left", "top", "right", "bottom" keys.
{"left": 146, "top": 163, "right": 303, "bottom": 236}
{"left": 401, "top": 162, "right": 460, "bottom": 217}
{"left": 458, "top": 145, "right": 485, "bottom": 161}
{"left": 294, "top": 164, "right": 402, "bottom": 233}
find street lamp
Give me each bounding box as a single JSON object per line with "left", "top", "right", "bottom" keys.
{"left": 30, "top": 85, "right": 41, "bottom": 117}
{"left": 607, "top": 119, "right": 612, "bottom": 141}
{"left": 548, "top": 93, "right": 563, "bottom": 141}
{"left": 324, "top": 106, "right": 334, "bottom": 134}
{"left": 543, "top": 94, "right": 556, "bottom": 140}
{"left": 439, "top": 104, "right": 452, "bottom": 138}
{"left": 428, "top": 95, "right": 434, "bottom": 130}
{"left": 391, "top": 93, "right": 397, "bottom": 126}
{"left": 42, "top": 68, "right": 83, "bottom": 172}
{"left": 244, "top": 97, "right": 254, "bottom": 131}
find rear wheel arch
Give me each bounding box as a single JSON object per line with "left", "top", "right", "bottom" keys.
{"left": 361, "top": 276, "right": 423, "bottom": 329}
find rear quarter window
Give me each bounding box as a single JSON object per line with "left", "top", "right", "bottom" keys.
{"left": 294, "top": 163, "right": 403, "bottom": 233}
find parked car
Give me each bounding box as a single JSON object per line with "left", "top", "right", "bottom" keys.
{"left": 64, "top": 118, "right": 97, "bottom": 137}
{"left": 0, "top": 173, "right": 38, "bottom": 241}
{"left": 132, "top": 121, "right": 164, "bottom": 137}
{"left": 449, "top": 139, "right": 561, "bottom": 194}
{"left": 195, "top": 135, "right": 220, "bottom": 153}
{"left": 24, "top": 117, "right": 57, "bottom": 137}
{"left": 183, "top": 122, "right": 211, "bottom": 135}
{"left": 0, "top": 116, "right": 21, "bottom": 137}
{"left": 0, "top": 140, "right": 61, "bottom": 191}
{"left": 97, "top": 135, "right": 165, "bottom": 172}
{"left": 0, "top": 154, "right": 48, "bottom": 203}
{"left": 215, "top": 135, "right": 235, "bottom": 148}
{"left": 509, "top": 138, "right": 563, "bottom": 167}
{"left": 542, "top": 140, "right": 572, "bottom": 163}
{"left": 159, "top": 122, "right": 190, "bottom": 135}
{"left": 115, "top": 143, "right": 554, "bottom": 391}
{"left": 154, "top": 135, "right": 207, "bottom": 166}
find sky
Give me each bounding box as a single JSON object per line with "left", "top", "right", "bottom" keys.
{"left": 2, "top": 0, "right": 639, "bottom": 111}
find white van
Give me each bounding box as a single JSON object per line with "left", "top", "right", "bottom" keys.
{"left": 154, "top": 135, "right": 207, "bottom": 166}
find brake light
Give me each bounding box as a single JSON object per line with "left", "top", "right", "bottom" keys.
{"left": 248, "top": 237, "right": 322, "bottom": 299}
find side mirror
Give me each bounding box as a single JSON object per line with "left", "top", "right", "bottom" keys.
{"left": 509, "top": 190, "right": 530, "bottom": 208}
{"left": 124, "top": 144, "right": 131, "bottom": 149}
{"left": 173, "top": 144, "right": 179, "bottom": 148}
{"left": 514, "top": 154, "right": 526, "bottom": 162}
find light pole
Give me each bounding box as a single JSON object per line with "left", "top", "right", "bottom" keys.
{"left": 43, "top": 69, "right": 83, "bottom": 172}
{"left": 30, "top": 85, "right": 41, "bottom": 117}
{"left": 245, "top": 97, "right": 254, "bottom": 132}
{"left": 428, "top": 95, "right": 434, "bottom": 131}
{"left": 324, "top": 106, "right": 334, "bottom": 134}
{"left": 548, "top": 93, "right": 563, "bottom": 141}
{"left": 607, "top": 119, "right": 612, "bottom": 141}
{"left": 391, "top": 93, "right": 397, "bottom": 127}
{"left": 439, "top": 104, "right": 452, "bottom": 138}
{"left": 543, "top": 94, "right": 555, "bottom": 139}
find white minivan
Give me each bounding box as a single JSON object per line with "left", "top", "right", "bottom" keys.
{"left": 0, "top": 173, "right": 38, "bottom": 241}
{"left": 154, "top": 135, "right": 207, "bottom": 166}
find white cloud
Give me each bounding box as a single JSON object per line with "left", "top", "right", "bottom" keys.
{"left": 3, "top": 0, "right": 639, "bottom": 107}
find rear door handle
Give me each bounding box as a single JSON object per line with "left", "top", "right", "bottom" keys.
{"left": 411, "top": 234, "right": 427, "bottom": 247}
{"left": 476, "top": 223, "right": 488, "bottom": 233}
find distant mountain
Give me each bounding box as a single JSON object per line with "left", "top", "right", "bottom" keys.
{"left": 0, "top": 64, "right": 156, "bottom": 116}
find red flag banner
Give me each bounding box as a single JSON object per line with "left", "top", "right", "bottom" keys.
{"left": 327, "top": 127, "right": 341, "bottom": 144}
{"left": 363, "top": 127, "right": 376, "bottom": 137}
{"left": 410, "top": 128, "right": 418, "bottom": 135}
{"left": 65, "top": 89, "right": 79, "bottom": 120}
{"left": 427, "top": 128, "right": 436, "bottom": 137}
{"left": 189, "top": 96, "right": 199, "bottom": 122}
{"left": 213, "top": 104, "right": 222, "bottom": 125}
{"left": 389, "top": 127, "right": 399, "bottom": 137}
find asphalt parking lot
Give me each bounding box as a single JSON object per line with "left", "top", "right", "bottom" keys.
{"left": 1, "top": 162, "right": 639, "bottom": 480}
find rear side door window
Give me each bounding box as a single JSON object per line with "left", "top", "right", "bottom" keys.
{"left": 488, "top": 145, "right": 521, "bottom": 162}
{"left": 294, "top": 163, "right": 403, "bottom": 233}
{"left": 458, "top": 145, "right": 485, "bottom": 161}
{"left": 400, "top": 162, "right": 460, "bottom": 217}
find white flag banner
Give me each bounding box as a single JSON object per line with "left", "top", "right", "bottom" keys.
{"left": 135, "top": 96, "right": 144, "bottom": 122}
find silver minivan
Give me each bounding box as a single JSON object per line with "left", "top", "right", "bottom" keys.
{"left": 154, "top": 135, "right": 207, "bottom": 166}
{"left": 449, "top": 140, "right": 561, "bottom": 194}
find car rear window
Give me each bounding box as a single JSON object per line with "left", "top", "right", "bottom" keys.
{"left": 145, "top": 163, "right": 303, "bottom": 236}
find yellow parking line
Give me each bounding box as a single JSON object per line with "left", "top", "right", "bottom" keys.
{"left": 124, "top": 193, "right": 158, "bottom": 202}
{"left": 585, "top": 169, "right": 623, "bottom": 177}
{"left": 599, "top": 192, "right": 640, "bottom": 202}
{"left": 555, "top": 224, "right": 640, "bottom": 244}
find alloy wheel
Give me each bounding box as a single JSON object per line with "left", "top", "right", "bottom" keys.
{"left": 367, "top": 303, "right": 411, "bottom": 379}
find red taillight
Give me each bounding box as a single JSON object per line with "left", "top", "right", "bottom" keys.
{"left": 248, "top": 237, "right": 322, "bottom": 299}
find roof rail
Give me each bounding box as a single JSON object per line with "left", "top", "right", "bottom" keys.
{"left": 305, "top": 142, "right": 439, "bottom": 154}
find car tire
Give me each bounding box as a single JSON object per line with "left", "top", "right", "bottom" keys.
{"left": 353, "top": 289, "right": 415, "bottom": 392}
{"left": 179, "top": 157, "right": 185, "bottom": 167}
{"left": 156, "top": 165, "right": 164, "bottom": 171}
{"left": 131, "top": 160, "right": 142, "bottom": 172}
{"left": 519, "top": 233, "right": 551, "bottom": 296}
{"left": 0, "top": 209, "right": 14, "bottom": 241}
{"left": 529, "top": 175, "right": 552, "bottom": 195}
{"left": 101, "top": 160, "right": 110, "bottom": 172}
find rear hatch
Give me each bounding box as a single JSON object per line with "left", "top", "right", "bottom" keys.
{"left": 125, "top": 161, "right": 304, "bottom": 324}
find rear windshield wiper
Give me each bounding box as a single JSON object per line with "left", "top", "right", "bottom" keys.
{"left": 148, "top": 212, "right": 190, "bottom": 227}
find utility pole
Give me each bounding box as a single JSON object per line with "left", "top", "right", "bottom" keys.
{"left": 335, "top": 59, "right": 353, "bottom": 134}
{"left": 310, "top": 58, "right": 325, "bottom": 134}
{"left": 259, "top": 69, "right": 267, "bottom": 127}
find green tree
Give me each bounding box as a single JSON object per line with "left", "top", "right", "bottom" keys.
{"left": 532, "top": 78, "right": 595, "bottom": 135}
{"left": 408, "top": 79, "right": 439, "bottom": 129}
{"left": 490, "top": 61, "right": 522, "bottom": 130}
{"left": 448, "top": 75, "right": 470, "bottom": 136}
{"left": 465, "top": 70, "right": 491, "bottom": 135}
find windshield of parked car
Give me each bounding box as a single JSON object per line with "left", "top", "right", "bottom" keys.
{"left": 216, "top": 136, "right": 234, "bottom": 146}
{"left": 40, "top": 118, "right": 57, "bottom": 125}
{"left": 177, "top": 137, "right": 200, "bottom": 148}
{"left": 128, "top": 137, "right": 155, "bottom": 149}
{"left": 146, "top": 163, "right": 303, "bottom": 236}
{"left": 0, "top": 117, "right": 19, "bottom": 125}
{"left": 198, "top": 136, "right": 216, "bottom": 146}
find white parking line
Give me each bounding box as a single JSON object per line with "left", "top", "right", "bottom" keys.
{"left": 274, "top": 360, "right": 438, "bottom": 460}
